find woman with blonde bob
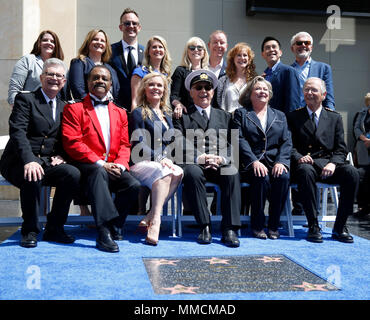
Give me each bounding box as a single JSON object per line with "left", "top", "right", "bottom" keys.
{"left": 68, "top": 29, "right": 120, "bottom": 101}
{"left": 131, "top": 35, "right": 172, "bottom": 109}
{"left": 170, "top": 36, "right": 209, "bottom": 118}
{"left": 217, "top": 42, "right": 257, "bottom": 113}
{"left": 129, "top": 73, "right": 183, "bottom": 245}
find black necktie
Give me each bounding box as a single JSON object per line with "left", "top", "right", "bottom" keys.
{"left": 311, "top": 112, "right": 317, "bottom": 131}
{"left": 49, "top": 100, "right": 55, "bottom": 121}
{"left": 202, "top": 110, "right": 209, "bottom": 125}
{"left": 92, "top": 98, "right": 109, "bottom": 106}
{"left": 127, "top": 46, "right": 136, "bottom": 75}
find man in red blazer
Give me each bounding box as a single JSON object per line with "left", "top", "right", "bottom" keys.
{"left": 62, "top": 65, "right": 140, "bottom": 252}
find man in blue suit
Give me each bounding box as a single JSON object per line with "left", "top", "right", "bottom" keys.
{"left": 109, "top": 8, "right": 144, "bottom": 111}
{"left": 290, "top": 31, "right": 335, "bottom": 110}
{"left": 261, "top": 36, "right": 301, "bottom": 114}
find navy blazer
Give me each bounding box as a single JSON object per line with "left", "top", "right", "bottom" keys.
{"left": 287, "top": 106, "right": 348, "bottom": 170}
{"left": 109, "top": 41, "right": 144, "bottom": 110}
{"left": 267, "top": 62, "right": 301, "bottom": 114}
{"left": 232, "top": 106, "right": 292, "bottom": 171}
{"left": 68, "top": 57, "right": 120, "bottom": 102}
{"left": 129, "top": 107, "right": 175, "bottom": 163}
{"left": 308, "top": 59, "right": 335, "bottom": 110}
{"left": 173, "top": 104, "right": 233, "bottom": 164}
{"left": 0, "top": 88, "right": 66, "bottom": 187}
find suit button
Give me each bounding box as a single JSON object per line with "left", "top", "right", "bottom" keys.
{"left": 308, "top": 145, "right": 312, "bottom": 148}
{"left": 262, "top": 150, "right": 265, "bottom": 153}
{"left": 307, "top": 153, "right": 311, "bottom": 156}
{"left": 41, "top": 145, "right": 45, "bottom": 149}
{"left": 262, "top": 138, "right": 266, "bottom": 141}
{"left": 103, "top": 153, "right": 106, "bottom": 157}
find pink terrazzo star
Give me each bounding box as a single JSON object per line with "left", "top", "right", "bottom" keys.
{"left": 203, "top": 257, "right": 230, "bottom": 265}
{"left": 293, "top": 281, "right": 329, "bottom": 292}
{"left": 161, "top": 284, "right": 200, "bottom": 294}
{"left": 147, "top": 259, "right": 180, "bottom": 267}
{"left": 255, "top": 256, "right": 284, "bottom": 263}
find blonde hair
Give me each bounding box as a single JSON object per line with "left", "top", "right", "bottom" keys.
{"left": 143, "top": 35, "right": 172, "bottom": 80}
{"left": 365, "top": 93, "right": 370, "bottom": 107}
{"left": 136, "top": 73, "right": 172, "bottom": 120}
{"left": 226, "top": 42, "right": 257, "bottom": 82}
{"left": 77, "top": 29, "right": 112, "bottom": 63}
{"left": 180, "top": 37, "right": 209, "bottom": 70}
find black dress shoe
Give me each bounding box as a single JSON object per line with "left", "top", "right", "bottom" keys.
{"left": 20, "top": 232, "right": 38, "bottom": 248}
{"left": 221, "top": 229, "right": 240, "bottom": 247}
{"left": 96, "top": 226, "right": 119, "bottom": 252}
{"left": 332, "top": 226, "right": 354, "bottom": 243}
{"left": 252, "top": 229, "right": 267, "bottom": 240}
{"left": 110, "top": 225, "right": 124, "bottom": 241}
{"left": 197, "top": 225, "right": 212, "bottom": 244}
{"left": 42, "top": 228, "right": 75, "bottom": 244}
{"left": 307, "top": 225, "right": 323, "bottom": 243}
{"left": 268, "top": 229, "right": 280, "bottom": 240}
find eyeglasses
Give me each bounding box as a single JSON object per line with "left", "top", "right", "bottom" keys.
{"left": 188, "top": 45, "right": 204, "bottom": 51}
{"left": 121, "top": 21, "right": 139, "bottom": 27}
{"left": 43, "top": 72, "right": 65, "bottom": 80}
{"left": 295, "top": 40, "right": 312, "bottom": 46}
{"left": 193, "top": 84, "right": 213, "bottom": 91}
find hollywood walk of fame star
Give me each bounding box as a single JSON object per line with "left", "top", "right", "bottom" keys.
{"left": 255, "top": 256, "right": 284, "bottom": 263}
{"left": 147, "top": 259, "right": 180, "bottom": 267}
{"left": 203, "top": 257, "right": 230, "bottom": 265}
{"left": 161, "top": 284, "right": 200, "bottom": 294}
{"left": 292, "top": 281, "right": 329, "bottom": 292}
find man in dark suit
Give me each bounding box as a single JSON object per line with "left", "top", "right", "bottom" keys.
{"left": 173, "top": 70, "right": 241, "bottom": 247}
{"left": 261, "top": 36, "right": 301, "bottom": 114}
{"left": 62, "top": 65, "right": 141, "bottom": 252}
{"left": 290, "top": 31, "right": 335, "bottom": 110}
{"left": 287, "top": 77, "right": 359, "bottom": 243}
{"left": 0, "top": 58, "right": 81, "bottom": 248}
{"left": 109, "top": 8, "right": 144, "bottom": 111}
{"left": 208, "top": 30, "right": 228, "bottom": 79}
{"left": 208, "top": 30, "right": 228, "bottom": 110}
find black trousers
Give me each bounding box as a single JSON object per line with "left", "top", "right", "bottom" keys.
{"left": 357, "top": 165, "right": 370, "bottom": 209}
{"left": 73, "top": 163, "right": 141, "bottom": 228}
{"left": 6, "top": 163, "right": 81, "bottom": 235}
{"left": 240, "top": 169, "right": 290, "bottom": 232}
{"left": 292, "top": 163, "right": 359, "bottom": 230}
{"left": 181, "top": 164, "right": 241, "bottom": 231}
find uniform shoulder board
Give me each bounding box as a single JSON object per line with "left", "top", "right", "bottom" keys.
{"left": 293, "top": 106, "right": 305, "bottom": 112}
{"left": 324, "top": 107, "right": 339, "bottom": 113}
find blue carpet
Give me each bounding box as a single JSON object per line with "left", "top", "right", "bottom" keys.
{"left": 0, "top": 222, "right": 369, "bottom": 300}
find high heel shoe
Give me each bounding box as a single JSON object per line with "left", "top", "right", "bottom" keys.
{"left": 145, "top": 222, "right": 161, "bottom": 246}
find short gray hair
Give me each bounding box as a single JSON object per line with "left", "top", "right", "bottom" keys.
{"left": 290, "top": 31, "right": 313, "bottom": 46}
{"left": 42, "top": 58, "right": 67, "bottom": 75}
{"left": 239, "top": 76, "right": 273, "bottom": 108}
{"left": 304, "top": 77, "right": 327, "bottom": 95}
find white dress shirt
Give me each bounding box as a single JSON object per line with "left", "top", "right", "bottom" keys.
{"left": 121, "top": 40, "right": 138, "bottom": 66}
{"left": 41, "top": 89, "right": 56, "bottom": 121}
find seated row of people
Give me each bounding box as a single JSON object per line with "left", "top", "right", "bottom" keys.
{"left": 0, "top": 59, "right": 359, "bottom": 253}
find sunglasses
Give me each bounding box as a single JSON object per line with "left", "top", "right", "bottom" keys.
{"left": 193, "top": 84, "right": 213, "bottom": 91}
{"left": 121, "top": 21, "right": 139, "bottom": 27}
{"left": 295, "top": 40, "right": 312, "bottom": 46}
{"left": 188, "top": 45, "right": 204, "bottom": 51}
